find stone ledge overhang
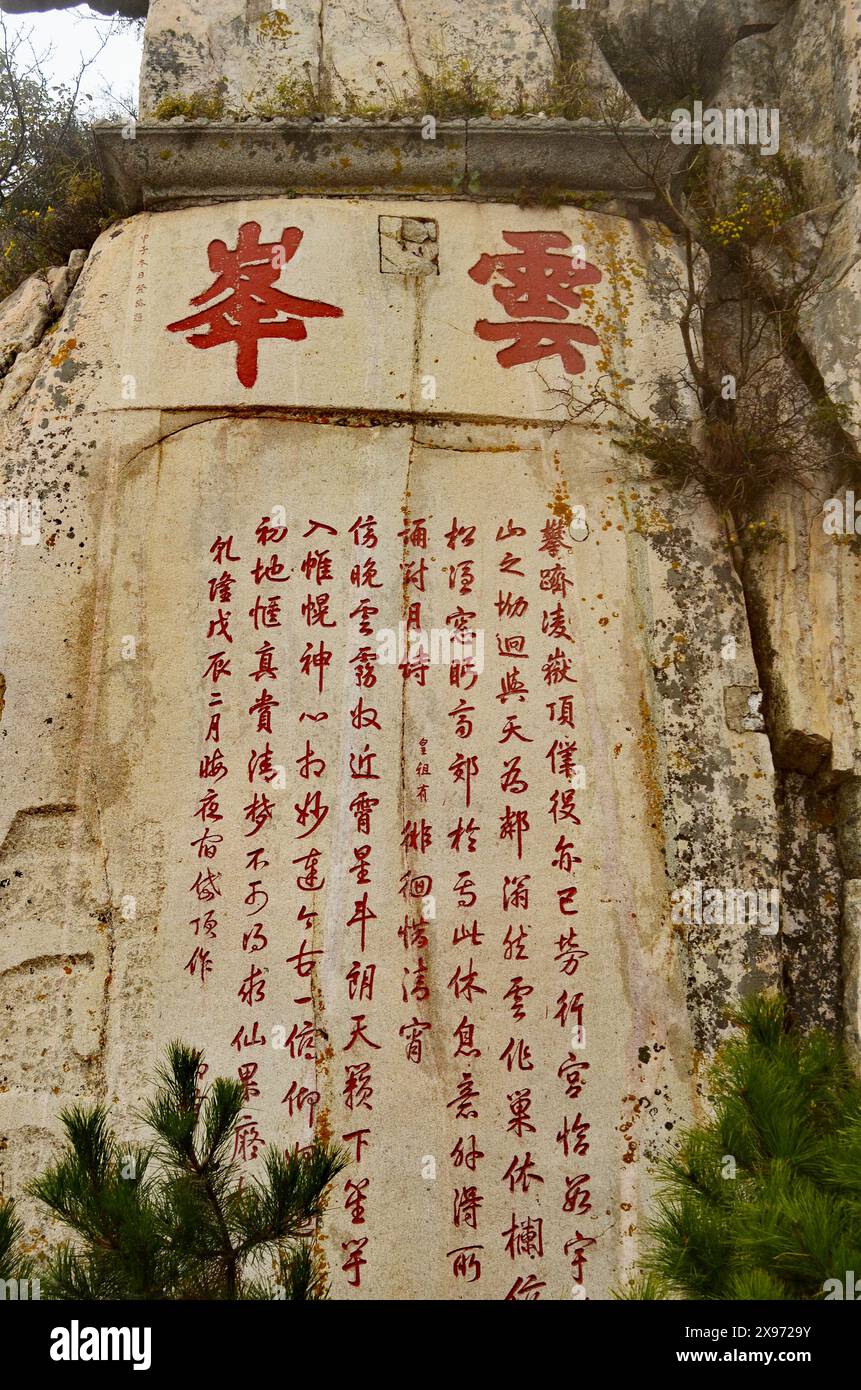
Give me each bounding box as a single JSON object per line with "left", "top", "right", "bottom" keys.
{"left": 0, "top": 0, "right": 146, "bottom": 13}
{"left": 93, "top": 118, "right": 689, "bottom": 212}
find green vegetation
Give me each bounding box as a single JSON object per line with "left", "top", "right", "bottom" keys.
{"left": 542, "top": 3, "right": 600, "bottom": 120}
{"left": 567, "top": 103, "right": 856, "bottom": 526}
{"left": 612, "top": 398, "right": 854, "bottom": 519}
{"left": 253, "top": 52, "right": 506, "bottom": 121}
{"left": 694, "top": 156, "right": 809, "bottom": 253}
{"left": 0, "top": 20, "right": 120, "bottom": 297}
{"left": 619, "top": 994, "right": 861, "bottom": 1300}
{"left": 411, "top": 55, "right": 504, "bottom": 119}
{"left": 26, "top": 1041, "right": 346, "bottom": 1300}
{"left": 152, "top": 89, "right": 226, "bottom": 121}
{"left": 0, "top": 1195, "right": 34, "bottom": 1285}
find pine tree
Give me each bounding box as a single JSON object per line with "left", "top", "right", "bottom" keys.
{"left": 620, "top": 993, "right": 861, "bottom": 1299}
{"left": 0, "top": 1196, "right": 33, "bottom": 1286}
{"left": 28, "top": 1041, "right": 347, "bottom": 1300}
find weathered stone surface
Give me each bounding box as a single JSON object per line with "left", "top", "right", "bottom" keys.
{"left": 0, "top": 194, "right": 788, "bottom": 1296}
{"left": 139, "top": 0, "right": 558, "bottom": 115}
{"left": 724, "top": 684, "right": 765, "bottom": 733}
{"left": 0, "top": 250, "right": 86, "bottom": 380}
{"left": 842, "top": 879, "right": 861, "bottom": 1061}
{"left": 838, "top": 781, "right": 861, "bottom": 880}
{"left": 3, "top": 0, "right": 861, "bottom": 1303}
{"left": 94, "top": 119, "right": 687, "bottom": 212}
{"left": 139, "top": 0, "right": 251, "bottom": 117}
{"left": 744, "top": 488, "right": 861, "bottom": 782}
{"left": 616, "top": 486, "right": 780, "bottom": 1048}
{"left": 0, "top": 342, "right": 51, "bottom": 412}
{"left": 777, "top": 772, "right": 844, "bottom": 1033}
{"left": 326, "top": 0, "right": 556, "bottom": 107}
{"left": 0, "top": 273, "right": 55, "bottom": 375}
{"left": 0, "top": 806, "right": 112, "bottom": 1251}
{"left": 599, "top": 0, "right": 790, "bottom": 26}
{"left": 378, "top": 214, "right": 439, "bottom": 275}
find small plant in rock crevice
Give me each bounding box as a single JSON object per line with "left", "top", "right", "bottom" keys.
{"left": 152, "top": 89, "right": 227, "bottom": 122}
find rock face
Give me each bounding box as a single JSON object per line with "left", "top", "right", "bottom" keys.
{"left": 0, "top": 250, "right": 86, "bottom": 410}
{"left": 0, "top": 0, "right": 859, "bottom": 1300}
{"left": 139, "top": 0, "right": 560, "bottom": 114}
{"left": 712, "top": 0, "right": 861, "bottom": 446}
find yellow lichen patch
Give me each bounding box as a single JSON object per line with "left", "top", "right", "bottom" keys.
{"left": 586, "top": 225, "right": 647, "bottom": 378}
{"left": 257, "top": 11, "right": 294, "bottom": 42}
{"left": 50, "top": 338, "right": 77, "bottom": 369}
{"left": 549, "top": 479, "right": 573, "bottom": 525}
{"left": 636, "top": 691, "right": 666, "bottom": 842}
{"left": 619, "top": 489, "right": 670, "bottom": 536}
{"left": 667, "top": 748, "right": 695, "bottom": 775}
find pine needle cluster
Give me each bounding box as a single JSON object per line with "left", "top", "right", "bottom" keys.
{"left": 0, "top": 1195, "right": 34, "bottom": 1286}
{"left": 25, "top": 1041, "right": 347, "bottom": 1300}
{"left": 621, "top": 995, "right": 861, "bottom": 1300}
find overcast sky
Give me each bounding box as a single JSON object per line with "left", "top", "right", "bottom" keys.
{"left": 3, "top": 5, "right": 143, "bottom": 111}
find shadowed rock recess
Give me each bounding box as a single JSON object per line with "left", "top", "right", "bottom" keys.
{"left": 0, "top": 0, "right": 860, "bottom": 1301}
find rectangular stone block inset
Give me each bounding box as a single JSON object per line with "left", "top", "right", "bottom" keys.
{"left": 379, "top": 215, "right": 440, "bottom": 275}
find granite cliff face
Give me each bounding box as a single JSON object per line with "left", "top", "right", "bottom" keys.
{"left": 0, "top": 0, "right": 858, "bottom": 1299}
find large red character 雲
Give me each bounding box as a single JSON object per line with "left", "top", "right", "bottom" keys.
{"left": 468, "top": 231, "right": 602, "bottom": 374}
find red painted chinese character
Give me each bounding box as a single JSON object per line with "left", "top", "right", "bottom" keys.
{"left": 505, "top": 1273, "right": 545, "bottom": 1300}
{"left": 344, "top": 1178, "right": 370, "bottom": 1225}
{"left": 502, "top": 1213, "right": 544, "bottom": 1261}
{"left": 450, "top": 1135, "right": 485, "bottom": 1170}
{"left": 502, "top": 1152, "right": 545, "bottom": 1196}
{"left": 565, "top": 1231, "right": 597, "bottom": 1284}
{"left": 453, "top": 1186, "right": 484, "bottom": 1230}
{"left": 168, "top": 222, "right": 343, "bottom": 387}
{"left": 447, "top": 1071, "right": 480, "bottom": 1120}
{"left": 563, "top": 1172, "right": 592, "bottom": 1215}
{"left": 399, "top": 1017, "right": 432, "bottom": 1064}
{"left": 448, "top": 1245, "right": 482, "bottom": 1282}
{"left": 281, "top": 1081, "right": 320, "bottom": 1128}
{"left": 507, "top": 1088, "right": 535, "bottom": 1138}
{"left": 232, "top": 1114, "right": 265, "bottom": 1162}
{"left": 468, "top": 231, "right": 601, "bottom": 372}
{"left": 184, "top": 946, "right": 213, "bottom": 986}
{"left": 341, "top": 1237, "right": 368, "bottom": 1288}
{"left": 558, "top": 1051, "right": 590, "bottom": 1099}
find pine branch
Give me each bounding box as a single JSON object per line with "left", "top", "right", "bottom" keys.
{"left": 26, "top": 1042, "right": 349, "bottom": 1299}
{"left": 0, "top": 1196, "right": 32, "bottom": 1282}
{"left": 233, "top": 1142, "right": 349, "bottom": 1254}
{"left": 621, "top": 994, "right": 861, "bottom": 1299}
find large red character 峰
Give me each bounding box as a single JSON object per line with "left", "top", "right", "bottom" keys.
{"left": 168, "top": 221, "right": 344, "bottom": 388}
{"left": 468, "top": 231, "right": 601, "bottom": 373}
